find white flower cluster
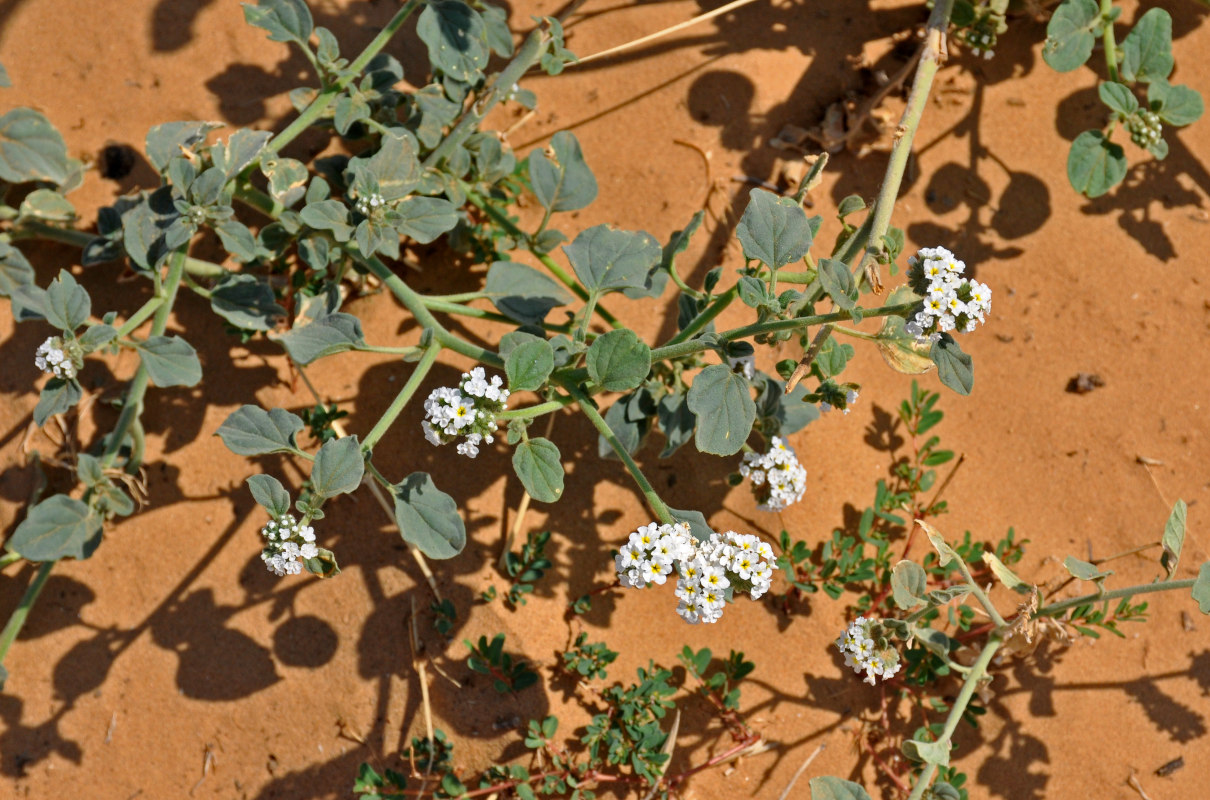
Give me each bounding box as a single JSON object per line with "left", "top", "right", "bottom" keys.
{"left": 904, "top": 246, "right": 992, "bottom": 342}
{"left": 740, "top": 437, "right": 807, "bottom": 512}
{"left": 422, "top": 367, "right": 510, "bottom": 458}
{"left": 260, "top": 513, "right": 319, "bottom": 576}
{"left": 34, "top": 336, "right": 79, "bottom": 380}
{"left": 615, "top": 522, "right": 777, "bottom": 624}
{"left": 820, "top": 388, "right": 859, "bottom": 415}
{"left": 355, "top": 192, "right": 386, "bottom": 217}
{"left": 1128, "top": 110, "right": 1162, "bottom": 148}
{"left": 836, "top": 616, "right": 902, "bottom": 686}
{"left": 966, "top": 32, "right": 995, "bottom": 60}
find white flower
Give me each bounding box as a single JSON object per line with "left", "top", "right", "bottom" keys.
{"left": 259, "top": 513, "right": 324, "bottom": 578}
{"left": 905, "top": 247, "right": 991, "bottom": 341}
{"left": 422, "top": 370, "right": 509, "bottom": 457}
{"left": 35, "top": 336, "right": 79, "bottom": 380}
{"left": 740, "top": 437, "right": 807, "bottom": 512}
{"left": 835, "top": 617, "right": 901, "bottom": 685}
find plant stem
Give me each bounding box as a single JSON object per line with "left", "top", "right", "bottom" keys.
{"left": 665, "top": 287, "right": 738, "bottom": 346}
{"left": 361, "top": 342, "right": 441, "bottom": 453}
{"left": 857, "top": 0, "right": 954, "bottom": 292}
{"left": 0, "top": 552, "right": 22, "bottom": 569}
{"left": 265, "top": 0, "right": 424, "bottom": 155}
{"left": 114, "top": 296, "right": 166, "bottom": 338}
{"left": 905, "top": 636, "right": 1002, "bottom": 800}
{"left": 0, "top": 561, "right": 54, "bottom": 672}
{"left": 1100, "top": 0, "right": 1119, "bottom": 83}
{"left": 565, "top": 383, "right": 674, "bottom": 525}
{"left": 497, "top": 397, "right": 574, "bottom": 421}
{"left": 101, "top": 249, "right": 187, "bottom": 471}
{"left": 1037, "top": 577, "right": 1197, "bottom": 618}
{"left": 12, "top": 221, "right": 225, "bottom": 277}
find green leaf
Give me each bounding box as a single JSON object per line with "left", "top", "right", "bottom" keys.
{"left": 1150, "top": 81, "right": 1204, "bottom": 126}
{"left": 79, "top": 323, "right": 117, "bottom": 351}
{"left": 586, "top": 329, "right": 651, "bottom": 392}
{"left": 982, "top": 551, "right": 1029, "bottom": 591}
{"left": 261, "top": 156, "right": 309, "bottom": 207}
{"left": 121, "top": 188, "right": 180, "bottom": 270}
{"left": 1062, "top": 555, "right": 1112, "bottom": 582}
{"left": 136, "top": 336, "right": 202, "bottom": 387}
{"left": 505, "top": 338, "right": 555, "bottom": 392}
{"left": 919, "top": 520, "right": 959, "bottom": 567}
{"left": 242, "top": 0, "right": 314, "bottom": 49}
{"left": 416, "top": 0, "right": 489, "bottom": 82}
{"left": 512, "top": 438, "right": 564, "bottom": 503}
{"left": 1161, "top": 499, "right": 1187, "bottom": 578}
{"left": 1120, "top": 8, "right": 1173, "bottom": 84}
{"left": 8, "top": 494, "right": 102, "bottom": 561}
{"left": 0, "top": 61, "right": 9, "bottom": 88}
{"left": 1067, "top": 130, "right": 1127, "bottom": 198}
{"left": 0, "top": 107, "right": 71, "bottom": 185}
{"left": 485, "top": 261, "right": 574, "bottom": 326}
{"left": 34, "top": 377, "right": 82, "bottom": 426}
{"left": 808, "top": 776, "right": 873, "bottom": 800}
{"left": 661, "top": 210, "right": 704, "bottom": 273}
{"left": 1098, "top": 82, "right": 1138, "bottom": 116}
{"left": 43, "top": 269, "right": 90, "bottom": 331}
{"left": 1042, "top": 0, "right": 1100, "bottom": 73}
{"left": 929, "top": 334, "right": 973, "bottom": 395}
{"left": 210, "top": 274, "right": 286, "bottom": 331}
{"left": 902, "top": 738, "right": 951, "bottom": 766}
{"left": 310, "top": 436, "right": 365, "bottom": 498}
{"left": 597, "top": 395, "right": 647, "bottom": 459}
{"left": 735, "top": 188, "right": 813, "bottom": 268}
{"left": 215, "top": 220, "right": 260, "bottom": 263}
{"left": 393, "top": 472, "right": 466, "bottom": 558}
{"left": 144, "top": 121, "right": 222, "bottom": 174}
{"left": 347, "top": 128, "right": 422, "bottom": 201}
{"left": 19, "top": 188, "right": 75, "bottom": 222}
{"left": 216, "top": 129, "right": 272, "bottom": 178}
{"left": 0, "top": 241, "right": 34, "bottom": 297}
{"left": 393, "top": 196, "right": 458, "bottom": 243}
{"left": 247, "top": 474, "right": 291, "bottom": 518}
{"left": 217, "top": 405, "right": 305, "bottom": 455}
{"left": 876, "top": 287, "right": 932, "bottom": 374}
{"left": 529, "top": 131, "right": 597, "bottom": 213}
{"left": 273, "top": 313, "right": 366, "bottom": 364}
{"left": 300, "top": 199, "right": 354, "bottom": 242}
{"left": 564, "top": 224, "right": 661, "bottom": 294}
{"left": 1193, "top": 562, "right": 1210, "bottom": 614}
{"left": 686, "top": 364, "right": 755, "bottom": 456}
{"left": 817, "top": 257, "right": 857, "bottom": 311}
{"left": 891, "top": 560, "right": 927, "bottom": 609}
{"left": 669, "top": 507, "right": 714, "bottom": 543}
{"left": 657, "top": 391, "right": 695, "bottom": 457}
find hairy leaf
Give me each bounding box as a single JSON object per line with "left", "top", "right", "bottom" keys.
{"left": 586, "top": 329, "right": 650, "bottom": 392}
{"left": 1042, "top": 0, "right": 1100, "bottom": 72}
{"left": 564, "top": 224, "right": 661, "bottom": 294}
{"left": 485, "top": 261, "right": 574, "bottom": 325}
{"left": 1067, "top": 130, "right": 1127, "bottom": 197}
{"left": 8, "top": 494, "right": 102, "bottom": 561}
{"left": 393, "top": 472, "right": 466, "bottom": 558}
{"left": 273, "top": 312, "right": 366, "bottom": 364}
{"left": 1120, "top": 8, "right": 1173, "bottom": 84}
{"left": 512, "top": 438, "right": 564, "bottom": 503}
{"left": 217, "top": 405, "right": 305, "bottom": 455}
{"left": 247, "top": 474, "right": 291, "bottom": 518}
{"left": 529, "top": 131, "right": 597, "bottom": 213}
{"left": 686, "top": 364, "right": 755, "bottom": 456}
{"left": 735, "top": 188, "right": 813, "bottom": 268}
{"left": 310, "top": 436, "right": 364, "bottom": 498}
{"left": 137, "top": 336, "right": 202, "bottom": 387}
{"left": 0, "top": 107, "right": 71, "bottom": 185}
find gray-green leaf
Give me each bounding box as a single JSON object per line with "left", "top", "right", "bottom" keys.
{"left": 1150, "top": 81, "right": 1204, "bottom": 127}
{"left": 1042, "top": 0, "right": 1100, "bottom": 73}
{"left": 0, "top": 241, "right": 34, "bottom": 297}
{"left": 586, "top": 329, "right": 651, "bottom": 392}
{"left": 564, "top": 224, "right": 661, "bottom": 294}
{"left": 505, "top": 338, "right": 555, "bottom": 392}
{"left": 217, "top": 405, "right": 305, "bottom": 455}
{"left": 686, "top": 364, "right": 755, "bottom": 456}
{"left": 144, "top": 120, "right": 222, "bottom": 173}
{"left": 485, "top": 261, "right": 574, "bottom": 326}
{"left": 273, "top": 312, "right": 366, "bottom": 364}
{"left": 808, "top": 776, "right": 873, "bottom": 800}
{"left": 1160, "top": 499, "right": 1187, "bottom": 578}
{"left": 735, "top": 188, "right": 813, "bottom": 268}
{"left": 529, "top": 131, "right": 597, "bottom": 213}
{"left": 512, "top": 438, "right": 564, "bottom": 503}
{"left": 416, "top": 0, "right": 488, "bottom": 82}
{"left": 393, "top": 196, "right": 458, "bottom": 243}
{"left": 34, "top": 377, "right": 82, "bottom": 426}
{"left": 902, "top": 738, "right": 951, "bottom": 766}
{"left": 929, "top": 334, "right": 973, "bottom": 395}
{"left": 242, "top": 0, "right": 314, "bottom": 49}
{"left": 393, "top": 472, "right": 466, "bottom": 558}
{"left": 44, "top": 269, "right": 90, "bottom": 332}
{"left": 310, "top": 436, "right": 365, "bottom": 498}
{"left": 1193, "top": 562, "right": 1210, "bottom": 614}
{"left": 0, "top": 107, "right": 71, "bottom": 185}
{"left": 300, "top": 199, "right": 354, "bottom": 242}
{"left": 136, "top": 336, "right": 202, "bottom": 387}
{"left": 1098, "top": 82, "right": 1138, "bottom": 116}
{"left": 210, "top": 274, "right": 286, "bottom": 331}
{"left": 817, "top": 257, "right": 857, "bottom": 311}
{"left": 891, "top": 560, "right": 927, "bottom": 609}
{"left": 247, "top": 474, "right": 291, "bottom": 518}
{"left": 7, "top": 494, "right": 102, "bottom": 561}
{"left": 1067, "top": 130, "right": 1128, "bottom": 198}
{"left": 1120, "top": 8, "right": 1173, "bottom": 84}
{"left": 1062, "top": 555, "right": 1112, "bottom": 582}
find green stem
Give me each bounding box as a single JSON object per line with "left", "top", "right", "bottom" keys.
{"left": 905, "top": 636, "right": 1002, "bottom": 800}
{"left": 0, "top": 562, "right": 55, "bottom": 671}
{"left": 0, "top": 552, "right": 22, "bottom": 569}
{"left": 649, "top": 301, "right": 917, "bottom": 363}
{"left": 1100, "top": 0, "right": 1119, "bottom": 83}
{"left": 857, "top": 0, "right": 954, "bottom": 282}
{"left": 496, "top": 397, "right": 573, "bottom": 421}
{"left": 420, "top": 296, "right": 573, "bottom": 334}
{"left": 13, "top": 221, "right": 225, "bottom": 277}
{"left": 114, "top": 296, "right": 166, "bottom": 338}
{"left": 361, "top": 342, "right": 442, "bottom": 453}
{"left": 265, "top": 0, "right": 424, "bottom": 155}
{"left": 1037, "top": 577, "right": 1197, "bottom": 618}
{"left": 100, "top": 248, "right": 187, "bottom": 471}
{"left": 566, "top": 383, "right": 674, "bottom": 525}
{"left": 954, "top": 555, "right": 1008, "bottom": 629}
{"left": 831, "top": 324, "right": 880, "bottom": 342}
{"left": 665, "top": 287, "right": 738, "bottom": 346}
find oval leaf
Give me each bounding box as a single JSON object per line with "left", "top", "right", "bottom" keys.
{"left": 891, "top": 560, "right": 927, "bottom": 609}
{"left": 273, "top": 312, "right": 366, "bottom": 364}
{"left": 393, "top": 472, "right": 466, "bottom": 559}
{"left": 512, "top": 438, "right": 564, "bottom": 503}
{"left": 808, "top": 777, "right": 873, "bottom": 800}
{"left": 310, "top": 436, "right": 365, "bottom": 498}
{"left": 564, "top": 224, "right": 661, "bottom": 295}
{"left": 929, "top": 333, "right": 973, "bottom": 395}
{"left": 1067, "top": 130, "right": 1127, "bottom": 198}
{"left": 505, "top": 338, "right": 555, "bottom": 392}
{"left": 686, "top": 364, "right": 756, "bottom": 456}
{"left": 8, "top": 494, "right": 102, "bottom": 561}
{"left": 247, "top": 474, "right": 291, "bottom": 518}
{"left": 137, "top": 335, "right": 202, "bottom": 387}
{"left": 586, "top": 329, "right": 651, "bottom": 392}
{"left": 735, "top": 188, "right": 813, "bottom": 268}
{"left": 217, "top": 405, "right": 304, "bottom": 455}
{"left": 529, "top": 131, "right": 597, "bottom": 213}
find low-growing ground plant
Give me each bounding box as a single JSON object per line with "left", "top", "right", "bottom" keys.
{"left": 1, "top": 1, "right": 1208, "bottom": 798}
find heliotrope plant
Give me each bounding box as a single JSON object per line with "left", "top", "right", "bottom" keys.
{"left": 0, "top": 2, "right": 1208, "bottom": 799}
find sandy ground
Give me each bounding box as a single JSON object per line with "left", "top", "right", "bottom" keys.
{"left": 1, "top": 0, "right": 1209, "bottom": 798}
